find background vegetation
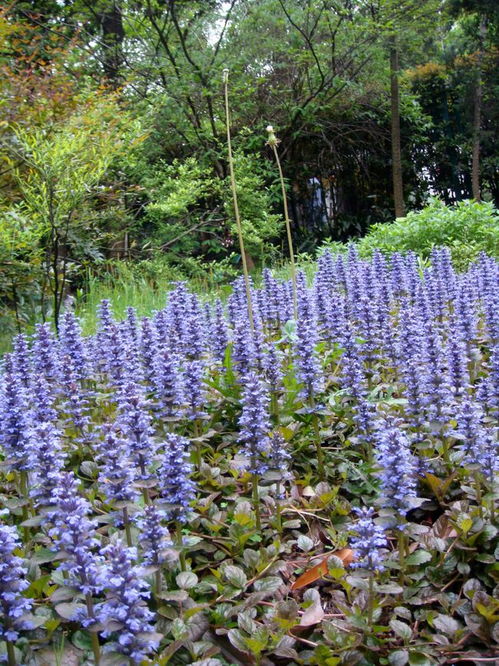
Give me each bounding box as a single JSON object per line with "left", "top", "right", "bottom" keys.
{"left": 0, "top": 0, "right": 498, "bottom": 343}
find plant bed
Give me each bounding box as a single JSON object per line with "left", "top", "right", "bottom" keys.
{"left": 0, "top": 247, "right": 497, "bottom": 665}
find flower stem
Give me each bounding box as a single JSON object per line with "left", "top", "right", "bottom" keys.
{"left": 193, "top": 419, "right": 202, "bottom": 472}
{"left": 474, "top": 472, "right": 484, "bottom": 519}
{"left": 252, "top": 473, "right": 261, "bottom": 531}
{"left": 19, "top": 470, "right": 30, "bottom": 542}
{"left": 85, "top": 595, "right": 100, "bottom": 666}
{"left": 271, "top": 392, "right": 279, "bottom": 426}
{"left": 6, "top": 640, "right": 16, "bottom": 666}
{"left": 275, "top": 482, "right": 282, "bottom": 535}
{"left": 176, "top": 521, "right": 186, "bottom": 571}
{"left": 155, "top": 568, "right": 162, "bottom": 597}
{"left": 123, "top": 506, "right": 133, "bottom": 547}
{"left": 311, "top": 408, "right": 324, "bottom": 480}
{"left": 367, "top": 572, "right": 374, "bottom": 631}
{"left": 268, "top": 135, "right": 297, "bottom": 319}
{"left": 398, "top": 528, "right": 406, "bottom": 585}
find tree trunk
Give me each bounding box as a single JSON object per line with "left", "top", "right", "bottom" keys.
{"left": 390, "top": 40, "right": 405, "bottom": 218}
{"left": 471, "top": 17, "right": 486, "bottom": 201}
{"left": 100, "top": 2, "right": 125, "bottom": 87}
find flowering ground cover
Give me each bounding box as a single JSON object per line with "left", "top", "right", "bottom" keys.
{"left": 0, "top": 246, "right": 498, "bottom": 665}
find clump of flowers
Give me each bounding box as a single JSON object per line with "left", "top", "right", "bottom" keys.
{"left": 267, "top": 431, "right": 292, "bottom": 483}
{"left": 96, "top": 424, "right": 138, "bottom": 506}
{"left": 350, "top": 507, "right": 388, "bottom": 572}
{"left": 97, "top": 541, "right": 160, "bottom": 664}
{"left": 157, "top": 434, "right": 195, "bottom": 523}
{"left": 374, "top": 417, "right": 418, "bottom": 519}
{"left": 136, "top": 504, "right": 173, "bottom": 566}
{"left": 46, "top": 473, "right": 105, "bottom": 626}
{"left": 294, "top": 272, "right": 324, "bottom": 404}
{"left": 0, "top": 519, "right": 33, "bottom": 644}
{"left": 29, "top": 421, "right": 66, "bottom": 507}
{"left": 238, "top": 370, "right": 271, "bottom": 475}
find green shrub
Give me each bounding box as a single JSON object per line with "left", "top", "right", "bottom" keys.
{"left": 353, "top": 198, "right": 499, "bottom": 269}
{"left": 140, "top": 151, "right": 283, "bottom": 264}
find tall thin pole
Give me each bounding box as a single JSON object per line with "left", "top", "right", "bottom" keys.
{"left": 223, "top": 68, "right": 254, "bottom": 330}
{"left": 266, "top": 125, "right": 297, "bottom": 319}
{"left": 390, "top": 39, "right": 405, "bottom": 218}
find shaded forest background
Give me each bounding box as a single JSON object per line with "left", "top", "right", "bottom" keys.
{"left": 0, "top": 0, "right": 498, "bottom": 331}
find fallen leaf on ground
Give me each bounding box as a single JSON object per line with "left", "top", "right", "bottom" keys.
{"left": 291, "top": 548, "right": 354, "bottom": 591}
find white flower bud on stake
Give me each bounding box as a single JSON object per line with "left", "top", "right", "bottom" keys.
{"left": 266, "top": 124, "right": 297, "bottom": 319}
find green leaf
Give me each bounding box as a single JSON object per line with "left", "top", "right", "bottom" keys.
{"left": 406, "top": 550, "right": 432, "bottom": 565}
{"left": 44, "top": 617, "right": 61, "bottom": 634}
{"left": 33, "top": 548, "right": 58, "bottom": 564}
{"left": 158, "top": 590, "right": 189, "bottom": 602}
{"left": 463, "top": 579, "right": 482, "bottom": 599}
{"left": 50, "top": 587, "right": 75, "bottom": 603}
{"left": 101, "top": 653, "right": 132, "bottom": 666}
{"left": 71, "top": 630, "right": 93, "bottom": 651}
{"left": 300, "top": 588, "right": 324, "bottom": 626}
{"left": 390, "top": 619, "right": 412, "bottom": 642}
{"left": 297, "top": 535, "right": 314, "bottom": 551}
{"left": 274, "top": 636, "right": 299, "bottom": 660}
{"left": 376, "top": 583, "right": 404, "bottom": 594}
{"left": 253, "top": 576, "right": 282, "bottom": 593}
{"left": 20, "top": 516, "right": 43, "bottom": 527}
{"left": 346, "top": 575, "right": 369, "bottom": 591}
{"left": 456, "top": 513, "right": 473, "bottom": 534}
{"left": 80, "top": 460, "right": 98, "bottom": 478}
{"left": 55, "top": 602, "right": 84, "bottom": 620}
{"left": 283, "top": 520, "right": 301, "bottom": 529}
{"left": 223, "top": 565, "right": 247, "bottom": 588}
{"left": 227, "top": 628, "right": 249, "bottom": 654}
{"left": 176, "top": 571, "right": 198, "bottom": 590}
{"left": 432, "top": 614, "right": 460, "bottom": 636}
{"left": 238, "top": 610, "right": 258, "bottom": 635}
{"left": 389, "top": 650, "right": 409, "bottom": 666}
{"left": 171, "top": 617, "right": 189, "bottom": 641}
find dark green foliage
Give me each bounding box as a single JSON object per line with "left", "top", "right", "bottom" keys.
{"left": 321, "top": 199, "right": 499, "bottom": 269}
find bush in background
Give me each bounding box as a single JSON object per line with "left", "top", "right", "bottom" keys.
{"left": 321, "top": 199, "right": 499, "bottom": 269}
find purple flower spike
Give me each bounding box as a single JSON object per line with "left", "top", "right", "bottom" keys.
{"left": 184, "top": 359, "right": 207, "bottom": 419}
{"left": 58, "top": 310, "right": 89, "bottom": 381}
{"left": 263, "top": 342, "right": 283, "bottom": 394}
{"left": 268, "top": 431, "right": 292, "bottom": 485}
{"left": 152, "top": 348, "right": 184, "bottom": 418}
{"left": 350, "top": 507, "right": 388, "bottom": 572}
{"left": 232, "top": 313, "right": 256, "bottom": 376}
{"left": 59, "top": 356, "right": 91, "bottom": 436}
{"left": 11, "top": 334, "right": 32, "bottom": 389}
{"left": 471, "top": 430, "right": 499, "bottom": 484}
{"left": 374, "top": 418, "right": 418, "bottom": 518}
{"left": 262, "top": 268, "right": 283, "bottom": 327}
{"left": 97, "top": 541, "right": 159, "bottom": 663}
{"left": 116, "top": 382, "right": 157, "bottom": 482}
{"left": 139, "top": 317, "right": 160, "bottom": 385}
{"left": 0, "top": 355, "right": 32, "bottom": 471}
{"left": 46, "top": 473, "right": 105, "bottom": 603}
{"left": 157, "top": 434, "right": 195, "bottom": 523}
{"left": 136, "top": 504, "right": 172, "bottom": 566}
{"left": 96, "top": 425, "right": 138, "bottom": 505}
{"left": 31, "top": 372, "right": 58, "bottom": 424}
{"left": 294, "top": 272, "right": 324, "bottom": 402}
{"left": 0, "top": 521, "right": 33, "bottom": 643}
{"left": 238, "top": 371, "right": 271, "bottom": 475}
{"left": 32, "top": 323, "right": 61, "bottom": 385}
{"left": 29, "top": 421, "right": 66, "bottom": 507}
